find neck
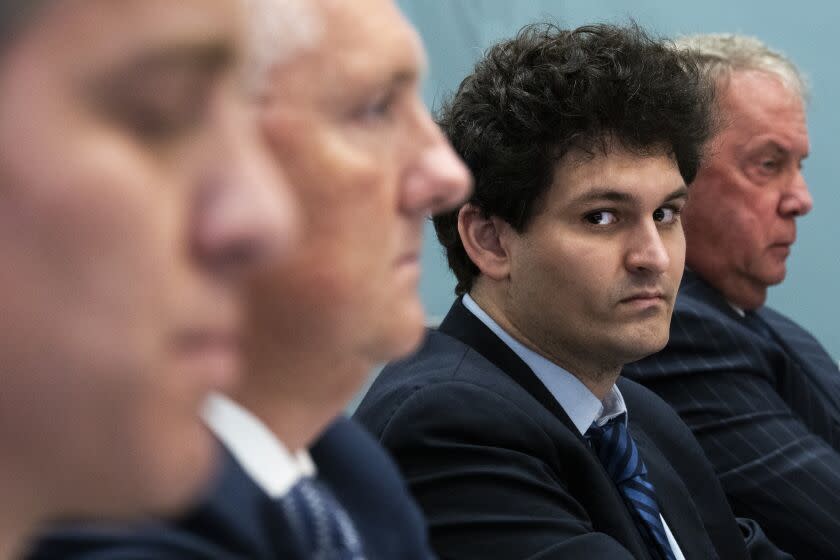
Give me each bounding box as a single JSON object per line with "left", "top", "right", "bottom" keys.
{"left": 235, "top": 347, "right": 372, "bottom": 452}
{"left": 470, "top": 287, "right": 622, "bottom": 401}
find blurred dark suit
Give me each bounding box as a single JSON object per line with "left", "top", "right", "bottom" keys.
{"left": 28, "top": 416, "right": 435, "bottom": 560}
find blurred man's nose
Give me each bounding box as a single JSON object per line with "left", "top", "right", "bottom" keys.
{"left": 193, "top": 102, "right": 299, "bottom": 276}
{"left": 400, "top": 106, "right": 472, "bottom": 218}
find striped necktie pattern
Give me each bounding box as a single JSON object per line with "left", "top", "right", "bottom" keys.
{"left": 586, "top": 414, "right": 677, "bottom": 560}
{"left": 280, "top": 476, "right": 367, "bottom": 560}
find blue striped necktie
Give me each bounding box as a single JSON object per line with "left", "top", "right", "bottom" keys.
{"left": 586, "top": 414, "right": 677, "bottom": 560}
{"left": 279, "top": 476, "right": 367, "bottom": 559}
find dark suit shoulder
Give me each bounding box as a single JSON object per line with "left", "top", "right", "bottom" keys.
{"left": 624, "top": 288, "right": 779, "bottom": 384}
{"left": 357, "top": 330, "right": 570, "bottom": 456}
{"left": 312, "top": 416, "right": 435, "bottom": 560}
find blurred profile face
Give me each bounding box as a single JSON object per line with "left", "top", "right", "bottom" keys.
{"left": 683, "top": 70, "right": 812, "bottom": 309}
{"left": 499, "top": 147, "right": 686, "bottom": 375}
{"left": 0, "top": 0, "right": 296, "bottom": 517}
{"left": 251, "top": 0, "right": 470, "bottom": 379}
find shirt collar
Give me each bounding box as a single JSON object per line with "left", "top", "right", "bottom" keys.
{"left": 202, "top": 393, "right": 315, "bottom": 498}
{"left": 462, "top": 294, "right": 627, "bottom": 435}
{"left": 728, "top": 302, "right": 746, "bottom": 317}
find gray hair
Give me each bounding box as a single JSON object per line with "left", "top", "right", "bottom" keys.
{"left": 674, "top": 33, "right": 808, "bottom": 102}
{"left": 241, "top": 0, "right": 324, "bottom": 95}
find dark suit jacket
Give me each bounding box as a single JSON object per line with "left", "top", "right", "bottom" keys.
{"left": 624, "top": 269, "right": 840, "bottom": 559}
{"left": 27, "top": 415, "right": 435, "bottom": 560}
{"left": 354, "top": 298, "right": 789, "bottom": 560}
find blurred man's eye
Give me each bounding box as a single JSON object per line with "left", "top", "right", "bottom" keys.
{"left": 351, "top": 89, "right": 398, "bottom": 124}
{"left": 108, "top": 96, "right": 202, "bottom": 142}
{"left": 93, "top": 63, "right": 227, "bottom": 145}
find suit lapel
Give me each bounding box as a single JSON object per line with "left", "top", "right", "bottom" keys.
{"left": 758, "top": 307, "right": 840, "bottom": 384}
{"left": 631, "top": 427, "right": 720, "bottom": 560}
{"left": 439, "top": 299, "right": 656, "bottom": 559}
{"left": 679, "top": 270, "right": 744, "bottom": 322}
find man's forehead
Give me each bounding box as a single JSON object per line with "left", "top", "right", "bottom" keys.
{"left": 548, "top": 147, "right": 684, "bottom": 204}
{"left": 314, "top": 0, "right": 426, "bottom": 78}
{"left": 719, "top": 70, "right": 809, "bottom": 151}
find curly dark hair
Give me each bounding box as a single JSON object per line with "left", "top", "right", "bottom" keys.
{"left": 434, "top": 22, "right": 715, "bottom": 295}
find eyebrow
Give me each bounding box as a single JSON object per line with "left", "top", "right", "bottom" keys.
{"left": 571, "top": 185, "right": 688, "bottom": 206}
{"left": 756, "top": 140, "right": 809, "bottom": 160}
{"left": 108, "top": 41, "right": 236, "bottom": 83}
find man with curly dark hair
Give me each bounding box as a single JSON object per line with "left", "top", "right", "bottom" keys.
{"left": 356, "top": 23, "right": 790, "bottom": 559}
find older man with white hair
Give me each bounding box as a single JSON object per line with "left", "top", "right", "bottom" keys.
{"left": 28, "top": 0, "right": 471, "bottom": 558}
{"left": 624, "top": 34, "right": 840, "bottom": 559}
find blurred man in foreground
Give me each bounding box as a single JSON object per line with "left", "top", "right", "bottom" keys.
{"left": 29, "top": 0, "right": 471, "bottom": 558}
{"left": 0, "top": 0, "right": 296, "bottom": 557}
{"left": 624, "top": 34, "right": 840, "bottom": 558}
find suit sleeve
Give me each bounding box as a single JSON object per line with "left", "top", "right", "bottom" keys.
{"left": 624, "top": 306, "right": 840, "bottom": 559}
{"left": 371, "top": 380, "right": 636, "bottom": 560}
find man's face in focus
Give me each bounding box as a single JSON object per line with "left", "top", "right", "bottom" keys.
{"left": 683, "top": 70, "right": 812, "bottom": 309}
{"left": 250, "top": 0, "right": 471, "bottom": 381}
{"left": 497, "top": 146, "right": 687, "bottom": 378}
{"left": 0, "top": 0, "right": 295, "bottom": 517}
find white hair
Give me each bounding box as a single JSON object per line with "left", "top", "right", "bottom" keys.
{"left": 241, "top": 0, "right": 324, "bottom": 94}
{"left": 675, "top": 33, "right": 808, "bottom": 103}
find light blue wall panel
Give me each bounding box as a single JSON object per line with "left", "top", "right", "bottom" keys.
{"left": 400, "top": 0, "right": 839, "bottom": 359}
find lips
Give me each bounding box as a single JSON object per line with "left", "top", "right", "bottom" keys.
{"left": 172, "top": 328, "right": 242, "bottom": 391}
{"left": 619, "top": 290, "right": 665, "bottom": 304}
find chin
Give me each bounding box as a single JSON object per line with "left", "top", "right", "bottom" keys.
{"left": 131, "top": 427, "right": 219, "bottom": 517}
{"left": 376, "top": 302, "right": 427, "bottom": 363}
{"left": 620, "top": 327, "right": 670, "bottom": 364}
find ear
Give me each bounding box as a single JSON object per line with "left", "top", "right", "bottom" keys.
{"left": 457, "top": 203, "right": 512, "bottom": 282}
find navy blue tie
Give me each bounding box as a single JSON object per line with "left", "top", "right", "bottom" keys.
{"left": 586, "top": 414, "right": 677, "bottom": 560}
{"left": 280, "top": 476, "right": 367, "bottom": 559}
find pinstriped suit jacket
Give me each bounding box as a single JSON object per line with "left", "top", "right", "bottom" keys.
{"left": 624, "top": 269, "right": 840, "bottom": 559}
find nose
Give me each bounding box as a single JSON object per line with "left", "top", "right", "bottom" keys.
{"left": 399, "top": 111, "right": 472, "bottom": 217}
{"left": 625, "top": 221, "right": 672, "bottom": 275}
{"left": 193, "top": 102, "right": 298, "bottom": 276}
{"left": 779, "top": 170, "right": 813, "bottom": 217}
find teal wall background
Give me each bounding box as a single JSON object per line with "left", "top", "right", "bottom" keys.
{"left": 400, "top": 0, "right": 839, "bottom": 360}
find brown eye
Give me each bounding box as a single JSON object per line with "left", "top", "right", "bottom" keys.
{"left": 653, "top": 207, "right": 679, "bottom": 224}
{"left": 585, "top": 211, "right": 617, "bottom": 225}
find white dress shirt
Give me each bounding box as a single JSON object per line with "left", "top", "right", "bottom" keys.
{"left": 202, "top": 393, "right": 315, "bottom": 498}
{"left": 463, "top": 294, "right": 685, "bottom": 560}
